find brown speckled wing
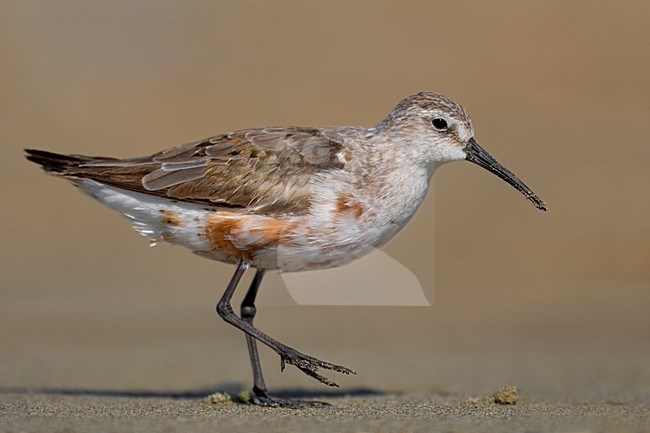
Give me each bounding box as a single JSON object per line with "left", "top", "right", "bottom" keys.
{"left": 72, "top": 127, "right": 347, "bottom": 213}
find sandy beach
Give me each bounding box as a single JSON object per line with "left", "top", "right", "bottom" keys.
{"left": 2, "top": 277, "right": 648, "bottom": 432}
{"left": 2, "top": 392, "right": 647, "bottom": 433}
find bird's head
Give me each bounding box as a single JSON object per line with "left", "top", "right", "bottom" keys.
{"left": 379, "top": 92, "right": 547, "bottom": 211}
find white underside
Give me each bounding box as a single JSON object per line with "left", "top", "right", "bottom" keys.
{"left": 77, "top": 164, "right": 433, "bottom": 272}
{"left": 78, "top": 179, "right": 213, "bottom": 252}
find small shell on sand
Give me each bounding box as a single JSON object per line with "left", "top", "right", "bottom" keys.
{"left": 203, "top": 392, "right": 233, "bottom": 405}
{"left": 493, "top": 386, "right": 519, "bottom": 405}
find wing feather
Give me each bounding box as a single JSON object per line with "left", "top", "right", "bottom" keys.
{"left": 142, "top": 164, "right": 207, "bottom": 191}
{"left": 63, "top": 127, "right": 349, "bottom": 214}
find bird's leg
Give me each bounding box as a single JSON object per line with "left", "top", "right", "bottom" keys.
{"left": 240, "top": 269, "right": 270, "bottom": 402}
{"left": 216, "top": 260, "right": 355, "bottom": 390}
{"left": 239, "top": 268, "right": 328, "bottom": 407}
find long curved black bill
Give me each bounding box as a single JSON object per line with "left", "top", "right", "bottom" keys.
{"left": 464, "top": 138, "right": 547, "bottom": 211}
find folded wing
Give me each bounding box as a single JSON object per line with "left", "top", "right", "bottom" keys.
{"left": 26, "top": 127, "right": 348, "bottom": 214}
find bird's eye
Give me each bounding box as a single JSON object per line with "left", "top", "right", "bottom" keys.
{"left": 431, "top": 118, "right": 448, "bottom": 131}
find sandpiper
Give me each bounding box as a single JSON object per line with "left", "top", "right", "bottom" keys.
{"left": 25, "top": 92, "right": 546, "bottom": 406}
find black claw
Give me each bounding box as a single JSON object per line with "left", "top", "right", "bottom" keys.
{"left": 276, "top": 349, "right": 355, "bottom": 387}
{"left": 295, "top": 363, "right": 339, "bottom": 387}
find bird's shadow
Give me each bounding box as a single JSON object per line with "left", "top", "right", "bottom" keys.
{"left": 0, "top": 382, "right": 385, "bottom": 401}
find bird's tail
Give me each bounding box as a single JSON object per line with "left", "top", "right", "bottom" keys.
{"left": 24, "top": 149, "right": 119, "bottom": 177}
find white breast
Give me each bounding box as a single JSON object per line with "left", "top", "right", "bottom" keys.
{"left": 268, "top": 165, "right": 433, "bottom": 272}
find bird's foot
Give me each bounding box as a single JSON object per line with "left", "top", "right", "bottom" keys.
{"left": 278, "top": 347, "right": 356, "bottom": 387}
{"left": 246, "top": 386, "right": 329, "bottom": 408}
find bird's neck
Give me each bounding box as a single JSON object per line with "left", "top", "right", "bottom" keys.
{"left": 362, "top": 146, "right": 433, "bottom": 230}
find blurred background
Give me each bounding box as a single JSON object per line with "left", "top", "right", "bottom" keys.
{"left": 1, "top": 1, "right": 648, "bottom": 401}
